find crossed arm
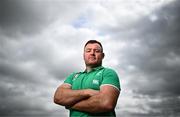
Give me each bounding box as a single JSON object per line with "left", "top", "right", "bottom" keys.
{"left": 54, "top": 83, "right": 120, "bottom": 113}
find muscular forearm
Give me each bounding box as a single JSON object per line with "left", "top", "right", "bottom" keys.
{"left": 71, "top": 86, "right": 120, "bottom": 113}
{"left": 71, "top": 94, "right": 114, "bottom": 113}
{"left": 54, "top": 88, "right": 88, "bottom": 106}
{"left": 54, "top": 86, "right": 99, "bottom": 107}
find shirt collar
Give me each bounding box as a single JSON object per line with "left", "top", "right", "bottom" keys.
{"left": 83, "top": 66, "right": 104, "bottom": 73}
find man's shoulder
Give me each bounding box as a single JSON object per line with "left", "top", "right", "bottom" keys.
{"left": 103, "top": 67, "right": 117, "bottom": 73}
{"left": 69, "top": 71, "right": 82, "bottom": 77}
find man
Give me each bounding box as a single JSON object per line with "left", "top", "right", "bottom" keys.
{"left": 54, "top": 40, "right": 121, "bottom": 117}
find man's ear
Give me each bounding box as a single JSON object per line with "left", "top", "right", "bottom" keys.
{"left": 102, "top": 53, "right": 105, "bottom": 59}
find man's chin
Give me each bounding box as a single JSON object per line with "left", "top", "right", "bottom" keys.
{"left": 88, "top": 62, "right": 97, "bottom": 65}
{"left": 86, "top": 62, "right": 101, "bottom": 67}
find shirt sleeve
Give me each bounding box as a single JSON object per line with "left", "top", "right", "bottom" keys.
{"left": 64, "top": 73, "right": 76, "bottom": 85}
{"left": 101, "top": 68, "right": 121, "bottom": 91}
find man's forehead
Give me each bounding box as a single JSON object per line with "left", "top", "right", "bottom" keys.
{"left": 85, "top": 43, "right": 101, "bottom": 49}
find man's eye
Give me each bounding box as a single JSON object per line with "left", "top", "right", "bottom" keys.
{"left": 86, "top": 49, "right": 91, "bottom": 52}
{"left": 95, "top": 49, "right": 101, "bottom": 53}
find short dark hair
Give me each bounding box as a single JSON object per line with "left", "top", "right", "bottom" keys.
{"left": 84, "top": 40, "right": 103, "bottom": 52}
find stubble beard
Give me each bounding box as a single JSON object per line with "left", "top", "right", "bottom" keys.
{"left": 85, "top": 61, "right": 102, "bottom": 68}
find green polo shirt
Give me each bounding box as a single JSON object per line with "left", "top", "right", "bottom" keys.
{"left": 64, "top": 66, "right": 121, "bottom": 117}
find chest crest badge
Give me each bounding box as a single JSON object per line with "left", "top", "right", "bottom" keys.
{"left": 92, "top": 79, "right": 99, "bottom": 85}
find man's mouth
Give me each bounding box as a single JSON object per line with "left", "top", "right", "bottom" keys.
{"left": 89, "top": 57, "right": 96, "bottom": 60}
{"left": 89, "top": 57, "right": 95, "bottom": 59}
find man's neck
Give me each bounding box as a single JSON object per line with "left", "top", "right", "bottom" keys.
{"left": 85, "top": 65, "right": 101, "bottom": 72}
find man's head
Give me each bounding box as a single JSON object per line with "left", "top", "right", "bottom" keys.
{"left": 83, "top": 40, "right": 105, "bottom": 67}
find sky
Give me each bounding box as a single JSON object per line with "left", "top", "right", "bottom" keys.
{"left": 0, "top": 0, "right": 180, "bottom": 117}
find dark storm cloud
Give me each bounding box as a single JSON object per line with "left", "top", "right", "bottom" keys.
{"left": 0, "top": 39, "right": 61, "bottom": 116}
{"left": 0, "top": 0, "right": 89, "bottom": 38}
{"left": 0, "top": 58, "right": 57, "bottom": 115}
{"left": 0, "top": 0, "right": 180, "bottom": 117}
{"left": 0, "top": 29, "right": 82, "bottom": 116}
{"left": 113, "top": 0, "right": 180, "bottom": 97}
{"left": 113, "top": 1, "right": 180, "bottom": 116}
{"left": 0, "top": 0, "right": 48, "bottom": 37}
{"left": 0, "top": 68, "right": 57, "bottom": 116}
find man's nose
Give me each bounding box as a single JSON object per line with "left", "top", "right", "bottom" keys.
{"left": 90, "top": 50, "right": 95, "bottom": 55}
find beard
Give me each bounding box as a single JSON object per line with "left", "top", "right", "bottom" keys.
{"left": 85, "top": 60, "right": 102, "bottom": 68}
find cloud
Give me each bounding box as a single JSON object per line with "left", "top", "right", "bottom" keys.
{"left": 0, "top": 0, "right": 90, "bottom": 38}
{"left": 0, "top": 0, "right": 47, "bottom": 37}
{"left": 0, "top": 0, "right": 180, "bottom": 117}
{"left": 122, "top": 0, "right": 180, "bottom": 97}
{"left": 112, "top": 0, "right": 180, "bottom": 116}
